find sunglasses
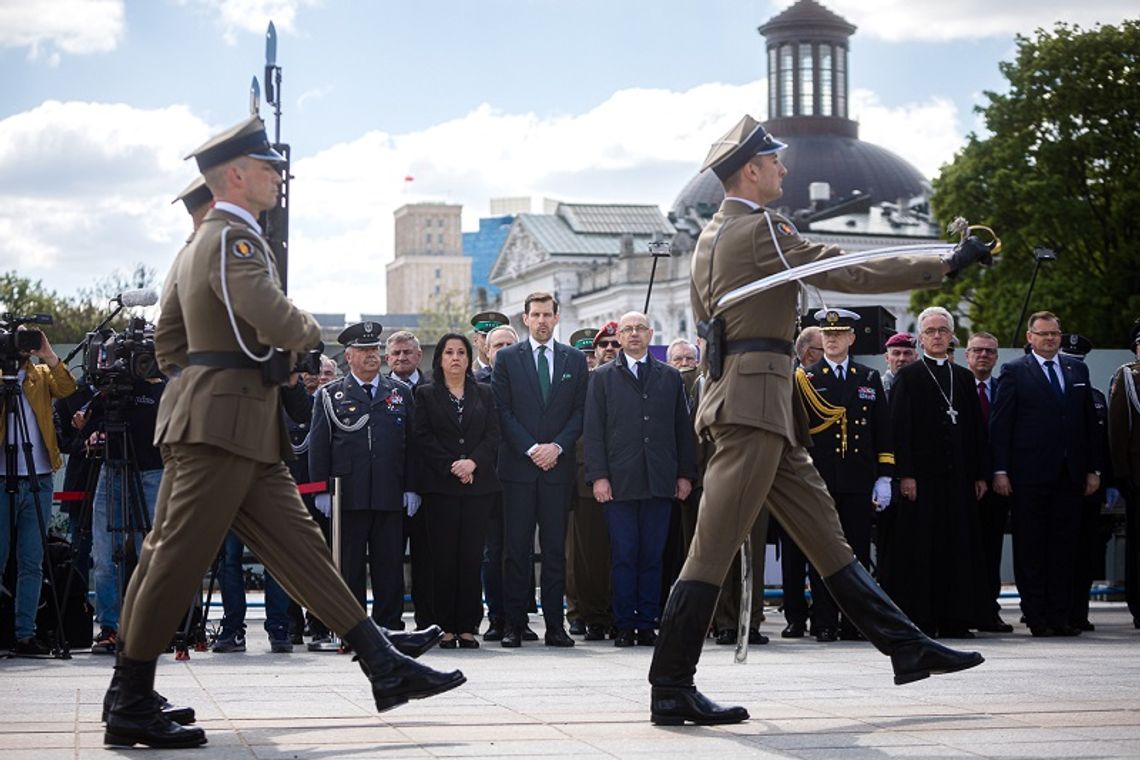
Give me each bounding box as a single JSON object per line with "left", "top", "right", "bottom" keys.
{"left": 596, "top": 340, "right": 620, "bottom": 349}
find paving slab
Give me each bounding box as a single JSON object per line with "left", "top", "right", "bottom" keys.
{"left": 3, "top": 600, "right": 1138, "bottom": 758}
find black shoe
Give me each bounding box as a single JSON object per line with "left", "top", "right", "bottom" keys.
{"left": 342, "top": 619, "right": 466, "bottom": 713}
{"left": 385, "top": 625, "right": 443, "bottom": 658}
{"left": 781, "top": 621, "right": 806, "bottom": 638}
{"left": 11, "top": 636, "right": 51, "bottom": 656}
{"left": 457, "top": 635, "right": 480, "bottom": 649}
{"left": 1051, "top": 624, "right": 1082, "bottom": 637}
{"left": 584, "top": 624, "right": 607, "bottom": 641}
{"left": 439, "top": 636, "right": 458, "bottom": 649}
{"left": 1071, "top": 619, "right": 1095, "bottom": 632}
{"left": 614, "top": 629, "right": 636, "bottom": 647}
{"left": 568, "top": 619, "right": 587, "bottom": 636}
{"left": 522, "top": 625, "right": 540, "bottom": 642}
{"left": 814, "top": 627, "right": 839, "bottom": 642}
{"left": 545, "top": 627, "right": 576, "bottom": 647}
{"left": 211, "top": 630, "right": 246, "bottom": 653}
{"left": 637, "top": 629, "right": 658, "bottom": 647}
{"left": 748, "top": 629, "right": 769, "bottom": 645}
{"left": 268, "top": 630, "right": 294, "bottom": 653}
{"left": 501, "top": 627, "right": 522, "bottom": 648}
{"left": 103, "top": 656, "right": 207, "bottom": 748}
{"left": 102, "top": 680, "right": 197, "bottom": 726}
{"left": 483, "top": 621, "right": 504, "bottom": 642}
{"left": 976, "top": 617, "right": 1015, "bottom": 633}
{"left": 93, "top": 627, "right": 118, "bottom": 654}
{"left": 936, "top": 628, "right": 975, "bottom": 639}
{"left": 650, "top": 686, "right": 749, "bottom": 726}
{"left": 821, "top": 559, "right": 983, "bottom": 686}
{"left": 1029, "top": 625, "right": 1053, "bottom": 637}
{"left": 714, "top": 628, "right": 736, "bottom": 645}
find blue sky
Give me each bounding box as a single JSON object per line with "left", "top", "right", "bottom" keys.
{"left": 1, "top": 0, "right": 1136, "bottom": 316}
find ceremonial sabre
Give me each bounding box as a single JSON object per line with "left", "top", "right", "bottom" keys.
{"left": 734, "top": 536, "right": 754, "bottom": 664}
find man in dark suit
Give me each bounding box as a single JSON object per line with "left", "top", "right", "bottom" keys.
{"left": 583, "top": 311, "right": 696, "bottom": 647}
{"left": 991, "top": 311, "right": 1103, "bottom": 637}
{"left": 491, "top": 292, "right": 588, "bottom": 647}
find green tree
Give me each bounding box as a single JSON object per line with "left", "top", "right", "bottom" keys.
{"left": 416, "top": 289, "right": 473, "bottom": 347}
{"left": 917, "top": 21, "right": 1140, "bottom": 347}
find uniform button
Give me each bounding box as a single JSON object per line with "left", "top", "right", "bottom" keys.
{"left": 642, "top": 394, "right": 648, "bottom": 400}
{"left": 835, "top": 448, "right": 841, "bottom": 453}
{"left": 862, "top": 406, "right": 868, "bottom": 411}
{"left": 643, "top": 416, "right": 650, "bottom": 421}
{"left": 644, "top": 437, "right": 650, "bottom": 443}
{"left": 458, "top": 437, "right": 465, "bottom": 444}
{"left": 854, "top": 434, "right": 860, "bottom": 440}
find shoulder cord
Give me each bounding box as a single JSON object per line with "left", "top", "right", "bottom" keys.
{"left": 795, "top": 366, "right": 847, "bottom": 454}
{"left": 1124, "top": 363, "right": 1140, "bottom": 432}
{"left": 291, "top": 431, "right": 311, "bottom": 455}
{"left": 319, "top": 385, "right": 370, "bottom": 433}
{"left": 764, "top": 210, "right": 825, "bottom": 318}
{"left": 219, "top": 226, "right": 275, "bottom": 363}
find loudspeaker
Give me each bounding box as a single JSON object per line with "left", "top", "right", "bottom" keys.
{"left": 799, "top": 306, "right": 897, "bottom": 357}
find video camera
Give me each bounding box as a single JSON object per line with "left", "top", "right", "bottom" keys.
{"left": 0, "top": 313, "right": 52, "bottom": 379}
{"left": 84, "top": 316, "right": 161, "bottom": 390}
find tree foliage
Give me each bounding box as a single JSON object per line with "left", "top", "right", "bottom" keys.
{"left": 916, "top": 21, "right": 1140, "bottom": 347}
{"left": 416, "top": 288, "right": 473, "bottom": 348}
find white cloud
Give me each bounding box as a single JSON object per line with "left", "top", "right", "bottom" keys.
{"left": 0, "top": 0, "right": 125, "bottom": 59}
{"left": 851, "top": 90, "right": 964, "bottom": 177}
{"left": 183, "top": 0, "right": 321, "bottom": 44}
{"left": 773, "top": 0, "right": 1138, "bottom": 42}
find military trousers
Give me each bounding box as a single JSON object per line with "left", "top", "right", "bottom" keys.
{"left": 119, "top": 443, "right": 365, "bottom": 660}
{"left": 680, "top": 425, "right": 852, "bottom": 587}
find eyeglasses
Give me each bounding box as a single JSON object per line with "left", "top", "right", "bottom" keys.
{"left": 619, "top": 325, "right": 651, "bottom": 335}
{"left": 1029, "top": 330, "right": 1061, "bottom": 338}
{"left": 921, "top": 327, "right": 953, "bottom": 337}
{"left": 967, "top": 347, "right": 997, "bottom": 355}
{"left": 596, "top": 340, "right": 620, "bottom": 349}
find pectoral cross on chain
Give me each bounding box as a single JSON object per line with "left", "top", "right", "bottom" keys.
{"left": 946, "top": 408, "right": 959, "bottom": 425}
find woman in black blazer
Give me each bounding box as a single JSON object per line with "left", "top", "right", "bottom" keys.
{"left": 414, "top": 333, "right": 502, "bottom": 648}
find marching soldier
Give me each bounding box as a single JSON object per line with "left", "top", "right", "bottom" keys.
{"left": 103, "top": 118, "right": 463, "bottom": 749}
{"left": 783, "top": 308, "right": 892, "bottom": 642}
{"left": 647, "top": 114, "right": 989, "bottom": 726}
{"left": 1108, "top": 319, "right": 1140, "bottom": 630}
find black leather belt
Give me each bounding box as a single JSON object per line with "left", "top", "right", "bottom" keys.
{"left": 725, "top": 338, "right": 793, "bottom": 357}
{"left": 187, "top": 351, "right": 260, "bottom": 370}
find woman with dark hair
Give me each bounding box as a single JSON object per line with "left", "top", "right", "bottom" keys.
{"left": 414, "top": 333, "right": 502, "bottom": 648}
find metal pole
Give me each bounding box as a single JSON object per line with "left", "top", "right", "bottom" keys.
{"left": 309, "top": 477, "right": 343, "bottom": 652}
{"left": 1010, "top": 259, "right": 1043, "bottom": 348}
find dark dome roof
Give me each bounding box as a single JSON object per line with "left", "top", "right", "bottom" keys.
{"left": 671, "top": 135, "right": 931, "bottom": 219}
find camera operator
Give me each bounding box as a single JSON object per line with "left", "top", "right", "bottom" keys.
{"left": 74, "top": 370, "right": 166, "bottom": 654}
{"left": 1, "top": 326, "right": 77, "bottom": 655}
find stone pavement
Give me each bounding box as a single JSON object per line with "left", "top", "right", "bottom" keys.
{"left": 3, "top": 601, "right": 1139, "bottom": 759}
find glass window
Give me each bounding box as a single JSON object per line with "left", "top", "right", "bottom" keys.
{"left": 799, "top": 44, "right": 814, "bottom": 116}
{"left": 836, "top": 46, "right": 847, "bottom": 118}
{"left": 820, "top": 45, "right": 833, "bottom": 117}
{"left": 425, "top": 232, "right": 432, "bottom": 244}
{"left": 768, "top": 47, "right": 778, "bottom": 118}
{"left": 780, "top": 45, "right": 794, "bottom": 116}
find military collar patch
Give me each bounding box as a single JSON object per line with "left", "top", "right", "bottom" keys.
{"left": 231, "top": 239, "right": 255, "bottom": 259}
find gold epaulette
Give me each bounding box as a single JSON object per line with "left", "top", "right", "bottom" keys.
{"left": 795, "top": 367, "right": 848, "bottom": 455}
{"left": 878, "top": 452, "right": 895, "bottom": 465}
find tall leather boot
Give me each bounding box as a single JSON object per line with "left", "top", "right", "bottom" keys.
{"left": 101, "top": 669, "right": 196, "bottom": 724}
{"left": 648, "top": 580, "right": 749, "bottom": 726}
{"left": 823, "top": 560, "right": 984, "bottom": 685}
{"left": 383, "top": 624, "right": 444, "bottom": 658}
{"left": 103, "top": 656, "right": 207, "bottom": 748}
{"left": 342, "top": 619, "right": 466, "bottom": 712}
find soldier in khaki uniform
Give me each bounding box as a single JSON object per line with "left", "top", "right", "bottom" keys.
{"left": 648, "top": 115, "right": 990, "bottom": 726}
{"left": 103, "top": 118, "right": 464, "bottom": 750}
{"left": 1109, "top": 320, "right": 1140, "bottom": 629}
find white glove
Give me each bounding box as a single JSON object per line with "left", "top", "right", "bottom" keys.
{"left": 872, "top": 477, "right": 892, "bottom": 511}
{"left": 404, "top": 491, "right": 422, "bottom": 517}
{"left": 314, "top": 493, "right": 331, "bottom": 518}
{"left": 1106, "top": 487, "right": 1123, "bottom": 510}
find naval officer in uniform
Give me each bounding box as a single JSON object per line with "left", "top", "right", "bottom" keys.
{"left": 647, "top": 114, "right": 989, "bottom": 726}
{"left": 103, "top": 118, "right": 463, "bottom": 749}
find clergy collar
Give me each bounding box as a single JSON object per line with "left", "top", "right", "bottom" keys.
{"left": 923, "top": 352, "right": 949, "bottom": 366}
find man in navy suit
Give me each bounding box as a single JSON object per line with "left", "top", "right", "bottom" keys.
{"left": 990, "top": 311, "right": 1103, "bottom": 637}
{"left": 491, "top": 292, "right": 589, "bottom": 647}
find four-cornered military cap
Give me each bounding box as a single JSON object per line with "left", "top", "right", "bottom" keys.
{"left": 701, "top": 114, "right": 788, "bottom": 183}
{"left": 470, "top": 311, "right": 509, "bottom": 334}
{"left": 884, "top": 332, "right": 916, "bottom": 349}
{"left": 815, "top": 307, "right": 860, "bottom": 332}
{"left": 1060, "top": 333, "right": 1093, "bottom": 358}
{"left": 187, "top": 116, "right": 286, "bottom": 174}
{"left": 594, "top": 321, "right": 619, "bottom": 346}
{"left": 338, "top": 321, "right": 383, "bottom": 348}
{"left": 569, "top": 328, "right": 598, "bottom": 351}
{"left": 172, "top": 175, "right": 213, "bottom": 214}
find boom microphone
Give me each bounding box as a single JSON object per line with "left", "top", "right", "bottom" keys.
{"left": 118, "top": 289, "right": 159, "bottom": 308}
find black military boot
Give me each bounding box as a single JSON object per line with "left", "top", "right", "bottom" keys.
{"left": 383, "top": 624, "right": 443, "bottom": 658}
{"left": 101, "top": 670, "right": 196, "bottom": 724}
{"left": 103, "top": 656, "right": 207, "bottom": 748}
{"left": 342, "top": 619, "right": 466, "bottom": 712}
{"left": 823, "top": 560, "right": 984, "bottom": 685}
{"left": 648, "top": 580, "right": 749, "bottom": 726}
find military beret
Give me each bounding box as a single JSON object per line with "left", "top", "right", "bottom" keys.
{"left": 885, "top": 332, "right": 916, "bottom": 349}
{"left": 186, "top": 116, "right": 286, "bottom": 174}
{"left": 569, "top": 328, "right": 598, "bottom": 351}
{"left": 594, "top": 321, "right": 619, "bottom": 346}
{"left": 338, "top": 321, "right": 383, "bottom": 348}
{"left": 815, "top": 307, "right": 860, "bottom": 332}
{"left": 172, "top": 175, "right": 213, "bottom": 214}
{"left": 470, "top": 311, "right": 509, "bottom": 334}
{"left": 701, "top": 115, "right": 787, "bottom": 183}
{"left": 1060, "top": 333, "right": 1093, "bottom": 358}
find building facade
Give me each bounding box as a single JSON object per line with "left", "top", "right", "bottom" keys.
{"left": 386, "top": 202, "right": 472, "bottom": 314}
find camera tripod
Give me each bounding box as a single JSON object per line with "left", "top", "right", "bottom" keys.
{"left": 1, "top": 375, "right": 70, "bottom": 658}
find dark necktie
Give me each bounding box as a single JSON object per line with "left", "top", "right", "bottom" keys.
{"left": 835, "top": 364, "right": 845, "bottom": 382}
{"left": 362, "top": 383, "right": 373, "bottom": 400}
{"left": 636, "top": 360, "right": 646, "bottom": 388}
{"left": 537, "top": 345, "right": 551, "bottom": 403}
{"left": 1044, "top": 360, "right": 1063, "bottom": 399}
{"left": 977, "top": 380, "right": 990, "bottom": 427}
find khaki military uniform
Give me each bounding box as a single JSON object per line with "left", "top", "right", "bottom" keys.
{"left": 1109, "top": 360, "right": 1140, "bottom": 624}
{"left": 680, "top": 199, "right": 943, "bottom": 587}
{"left": 119, "top": 208, "right": 364, "bottom": 660}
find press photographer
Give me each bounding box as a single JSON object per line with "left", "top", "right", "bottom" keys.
{"left": 1, "top": 316, "right": 76, "bottom": 655}
{"left": 76, "top": 316, "right": 166, "bottom": 654}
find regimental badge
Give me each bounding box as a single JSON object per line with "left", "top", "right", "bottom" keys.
{"left": 776, "top": 221, "right": 798, "bottom": 236}
{"left": 857, "top": 386, "right": 876, "bottom": 401}
{"left": 384, "top": 389, "right": 405, "bottom": 412}
{"left": 334, "top": 391, "right": 344, "bottom": 400}
{"left": 231, "top": 239, "right": 254, "bottom": 259}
